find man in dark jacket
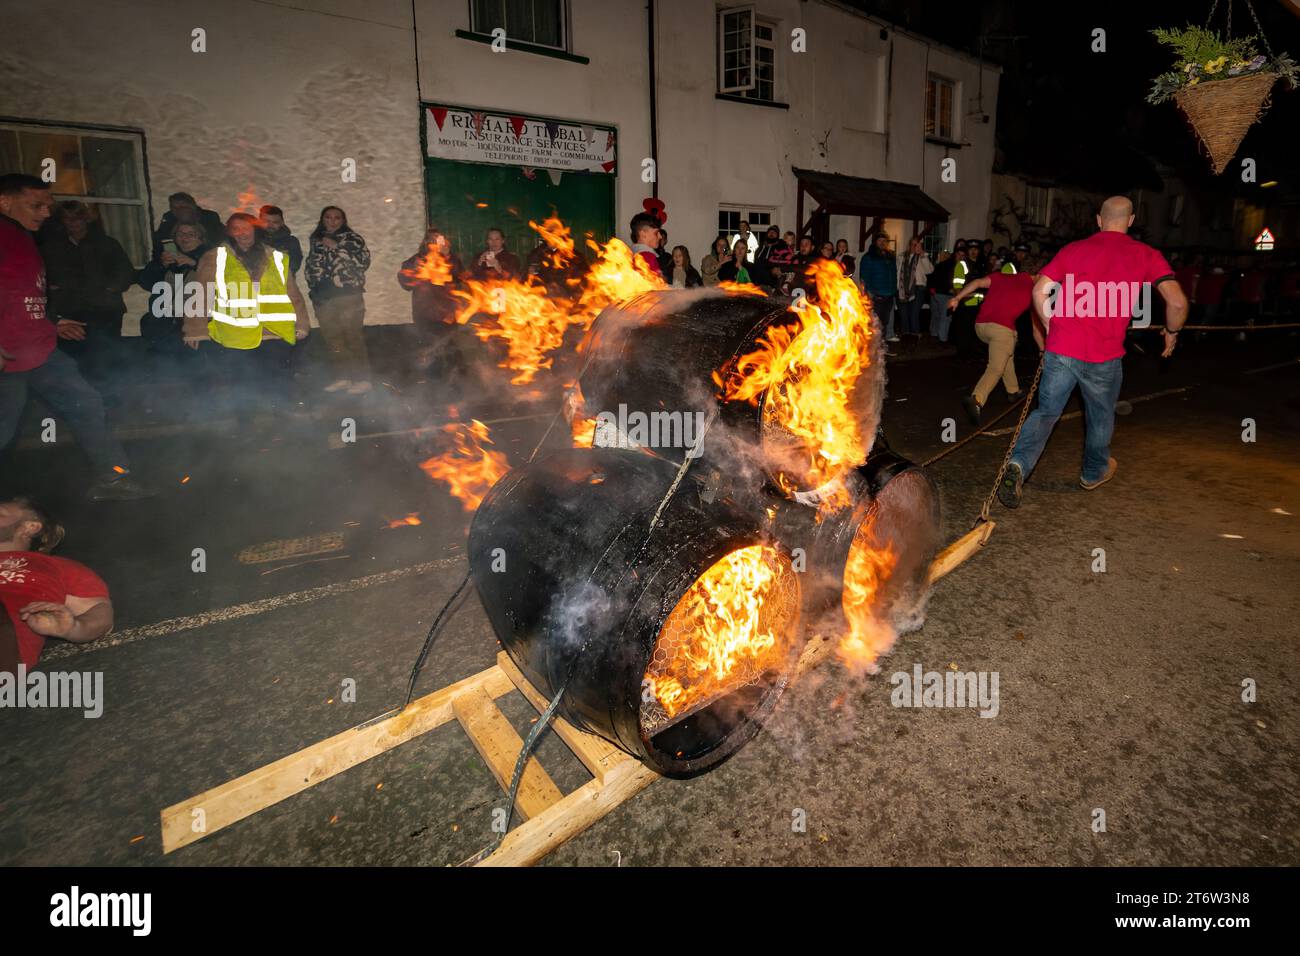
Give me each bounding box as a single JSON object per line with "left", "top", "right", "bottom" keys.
{"left": 41, "top": 202, "right": 136, "bottom": 380}
{"left": 752, "top": 226, "right": 786, "bottom": 290}
{"left": 152, "top": 192, "right": 223, "bottom": 259}
{"left": 859, "top": 232, "right": 899, "bottom": 345}
{"left": 259, "top": 205, "right": 304, "bottom": 275}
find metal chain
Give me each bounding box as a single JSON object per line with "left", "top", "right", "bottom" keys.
{"left": 1243, "top": 0, "right": 1275, "bottom": 60}
{"left": 975, "top": 351, "right": 1045, "bottom": 526}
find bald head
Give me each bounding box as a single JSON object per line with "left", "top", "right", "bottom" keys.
{"left": 1098, "top": 196, "right": 1134, "bottom": 232}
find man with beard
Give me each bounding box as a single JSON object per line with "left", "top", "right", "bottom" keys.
{"left": 259, "top": 205, "right": 304, "bottom": 275}
{"left": 0, "top": 496, "right": 113, "bottom": 674}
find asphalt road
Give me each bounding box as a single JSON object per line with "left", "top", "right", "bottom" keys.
{"left": 2, "top": 327, "right": 1297, "bottom": 866}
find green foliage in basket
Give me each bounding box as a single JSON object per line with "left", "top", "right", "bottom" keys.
{"left": 1146, "top": 25, "right": 1298, "bottom": 104}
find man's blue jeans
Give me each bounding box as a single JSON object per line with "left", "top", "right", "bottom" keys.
{"left": 0, "top": 348, "right": 129, "bottom": 475}
{"left": 1009, "top": 351, "right": 1123, "bottom": 484}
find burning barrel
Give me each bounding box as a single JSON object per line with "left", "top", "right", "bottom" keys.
{"left": 767, "top": 433, "right": 942, "bottom": 669}
{"left": 468, "top": 447, "right": 805, "bottom": 777}
{"left": 572, "top": 286, "right": 880, "bottom": 497}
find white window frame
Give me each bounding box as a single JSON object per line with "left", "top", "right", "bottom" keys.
{"left": 1023, "top": 185, "right": 1050, "bottom": 226}
{"left": 0, "top": 120, "right": 151, "bottom": 266}
{"left": 744, "top": 16, "right": 779, "bottom": 102}
{"left": 718, "top": 5, "right": 757, "bottom": 94}
{"left": 926, "top": 74, "right": 957, "bottom": 142}
{"left": 470, "top": 0, "right": 569, "bottom": 52}
{"left": 719, "top": 205, "right": 775, "bottom": 236}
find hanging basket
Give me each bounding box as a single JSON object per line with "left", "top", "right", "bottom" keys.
{"left": 1173, "top": 70, "right": 1279, "bottom": 174}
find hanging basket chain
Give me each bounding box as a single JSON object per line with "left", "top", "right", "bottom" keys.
{"left": 1243, "top": 0, "right": 1275, "bottom": 61}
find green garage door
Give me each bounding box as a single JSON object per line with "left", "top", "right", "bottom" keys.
{"left": 424, "top": 156, "right": 615, "bottom": 266}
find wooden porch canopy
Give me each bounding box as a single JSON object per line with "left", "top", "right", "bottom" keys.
{"left": 793, "top": 167, "right": 950, "bottom": 252}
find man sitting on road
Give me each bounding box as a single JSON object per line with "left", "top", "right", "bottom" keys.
{"left": 0, "top": 496, "right": 113, "bottom": 674}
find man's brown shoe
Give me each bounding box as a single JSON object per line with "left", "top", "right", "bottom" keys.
{"left": 1080, "top": 457, "right": 1117, "bottom": 490}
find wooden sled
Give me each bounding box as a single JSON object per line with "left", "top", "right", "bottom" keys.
{"left": 160, "top": 521, "right": 995, "bottom": 865}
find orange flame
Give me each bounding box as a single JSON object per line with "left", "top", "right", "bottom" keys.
{"left": 714, "top": 259, "right": 874, "bottom": 496}
{"left": 449, "top": 231, "right": 663, "bottom": 385}
{"left": 529, "top": 215, "right": 575, "bottom": 264}
{"left": 646, "top": 545, "right": 797, "bottom": 721}
{"left": 571, "top": 416, "right": 598, "bottom": 447}
{"left": 400, "top": 241, "right": 453, "bottom": 286}
{"left": 386, "top": 512, "right": 422, "bottom": 528}
{"left": 717, "top": 280, "right": 767, "bottom": 296}
{"left": 418, "top": 420, "right": 508, "bottom": 512}
{"left": 232, "top": 187, "right": 264, "bottom": 220}
{"left": 836, "top": 518, "right": 898, "bottom": 675}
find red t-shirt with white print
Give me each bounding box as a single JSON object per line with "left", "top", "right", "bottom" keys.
{"left": 0, "top": 552, "right": 109, "bottom": 667}
{"left": 0, "top": 215, "right": 57, "bottom": 373}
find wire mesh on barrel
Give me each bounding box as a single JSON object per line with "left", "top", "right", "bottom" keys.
{"left": 640, "top": 545, "right": 801, "bottom": 738}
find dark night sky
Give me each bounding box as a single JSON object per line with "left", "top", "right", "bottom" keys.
{"left": 845, "top": 0, "right": 1300, "bottom": 195}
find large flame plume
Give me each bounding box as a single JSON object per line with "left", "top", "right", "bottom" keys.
{"left": 714, "top": 259, "right": 874, "bottom": 498}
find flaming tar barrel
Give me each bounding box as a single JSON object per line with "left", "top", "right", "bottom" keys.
{"left": 766, "top": 432, "right": 942, "bottom": 663}
{"left": 574, "top": 288, "right": 871, "bottom": 494}
{"left": 468, "top": 447, "right": 805, "bottom": 778}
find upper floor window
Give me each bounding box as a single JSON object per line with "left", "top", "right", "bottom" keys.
{"left": 925, "top": 75, "right": 956, "bottom": 141}
{"left": 471, "top": 0, "right": 567, "bottom": 51}
{"left": 0, "top": 121, "right": 151, "bottom": 266}
{"left": 718, "top": 6, "right": 778, "bottom": 102}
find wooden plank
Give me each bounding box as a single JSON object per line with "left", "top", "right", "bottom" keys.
{"left": 927, "top": 520, "right": 995, "bottom": 585}
{"left": 476, "top": 759, "right": 660, "bottom": 867}
{"left": 452, "top": 685, "right": 564, "bottom": 820}
{"left": 160, "top": 664, "right": 514, "bottom": 853}
{"left": 495, "top": 651, "right": 629, "bottom": 784}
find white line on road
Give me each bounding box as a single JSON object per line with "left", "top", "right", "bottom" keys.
{"left": 978, "top": 387, "right": 1192, "bottom": 438}
{"left": 1244, "top": 357, "right": 1300, "bottom": 375}
{"left": 40, "top": 555, "right": 467, "bottom": 661}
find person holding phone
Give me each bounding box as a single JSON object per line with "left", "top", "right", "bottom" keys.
{"left": 470, "top": 227, "right": 520, "bottom": 282}
{"left": 137, "top": 221, "right": 210, "bottom": 350}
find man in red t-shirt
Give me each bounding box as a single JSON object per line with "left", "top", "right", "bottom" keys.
{"left": 998, "top": 197, "right": 1187, "bottom": 508}
{"left": 949, "top": 269, "right": 1037, "bottom": 424}
{"left": 0, "top": 496, "right": 113, "bottom": 673}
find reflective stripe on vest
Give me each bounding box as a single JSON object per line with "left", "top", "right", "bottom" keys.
{"left": 210, "top": 246, "right": 298, "bottom": 348}
{"left": 1002, "top": 262, "right": 1017, "bottom": 274}
{"left": 955, "top": 260, "right": 983, "bottom": 305}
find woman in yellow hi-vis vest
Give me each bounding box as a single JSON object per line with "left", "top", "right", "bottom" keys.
{"left": 184, "top": 213, "right": 310, "bottom": 411}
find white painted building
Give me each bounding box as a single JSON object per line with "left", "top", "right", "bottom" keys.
{"left": 0, "top": 0, "right": 1000, "bottom": 326}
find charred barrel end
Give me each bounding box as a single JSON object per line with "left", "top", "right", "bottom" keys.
{"left": 576, "top": 291, "right": 838, "bottom": 492}
{"left": 761, "top": 449, "right": 942, "bottom": 644}
{"left": 467, "top": 448, "right": 808, "bottom": 778}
